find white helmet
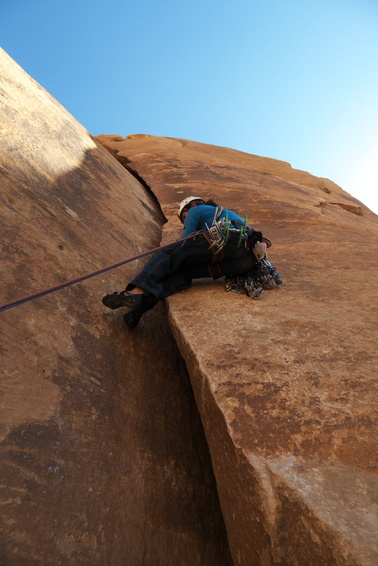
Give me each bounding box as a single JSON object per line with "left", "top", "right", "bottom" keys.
{"left": 177, "top": 196, "right": 205, "bottom": 222}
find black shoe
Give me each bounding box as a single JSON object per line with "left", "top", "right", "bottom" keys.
{"left": 123, "top": 308, "right": 144, "bottom": 328}
{"left": 102, "top": 291, "right": 145, "bottom": 310}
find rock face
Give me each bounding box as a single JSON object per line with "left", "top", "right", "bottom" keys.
{"left": 96, "top": 134, "right": 378, "bottom": 565}
{"left": 1, "top": 46, "right": 377, "bottom": 566}
{"left": 0, "top": 49, "right": 231, "bottom": 565}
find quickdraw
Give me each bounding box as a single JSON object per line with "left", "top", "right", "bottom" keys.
{"left": 225, "top": 257, "right": 283, "bottom": 299}
{"left": 206, "top": 208, "right": 250, "bottom": 254}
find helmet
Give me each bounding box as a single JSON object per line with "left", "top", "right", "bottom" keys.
{"left": 177, "top": 196, "right": 205, "bottom": 222}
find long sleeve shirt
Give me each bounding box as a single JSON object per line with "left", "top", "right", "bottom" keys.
{"left": 181, "top": 205, "right": 245, "bottom": 238}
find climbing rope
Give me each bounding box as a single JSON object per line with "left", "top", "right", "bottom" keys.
{"left": 0, "top": 231, "right": 204, "bottom": 313}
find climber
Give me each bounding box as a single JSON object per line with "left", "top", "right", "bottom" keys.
{"left": 102, "top": 196, "right": 267, "bottom": 328}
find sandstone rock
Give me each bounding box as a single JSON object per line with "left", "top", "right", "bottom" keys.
{"left": 96, "top": 133, "right": 378, "bottom": 565}
{"left": 0, "top": 50, "right": 231, "bottom": 565}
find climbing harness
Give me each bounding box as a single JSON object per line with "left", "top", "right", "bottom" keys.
{"left": 205, "top": 207, "right": 226, "bottom": 253}
{"left": 225, "top": 257, "right": 282, "bottom": 299}
{"left": 206, "top": 207, "right": 251, "bottom": 254}
{"left": 204, "top": 206, "right": 282, "bottom": 295}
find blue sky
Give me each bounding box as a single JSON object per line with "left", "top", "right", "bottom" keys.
{"left": 2, "top": 0, "right": 378, "bottom": 213}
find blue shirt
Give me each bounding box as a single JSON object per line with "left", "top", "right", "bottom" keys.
{"left": 181, "top": 205, "right": 246, "bottom": 237}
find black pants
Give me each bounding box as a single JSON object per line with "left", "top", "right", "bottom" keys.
{"left": 127, "top": 232, "right": 257, "bottom": 300}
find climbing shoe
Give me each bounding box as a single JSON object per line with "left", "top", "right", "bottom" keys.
{"left": 102, "top": 291, "right": 146, "bottom": 310}
{"left": 123, "top": 308, "right": 144, "bottom": 329}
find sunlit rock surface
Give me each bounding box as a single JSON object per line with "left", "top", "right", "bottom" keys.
{"left": 97, "top": 133, "right": 378, "bottom": 566}
{"left": 1, "top": 44, "right": 377, "bottom": 565}
{"left": 0, "top": 49, "right": 231, "bottom": 565}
